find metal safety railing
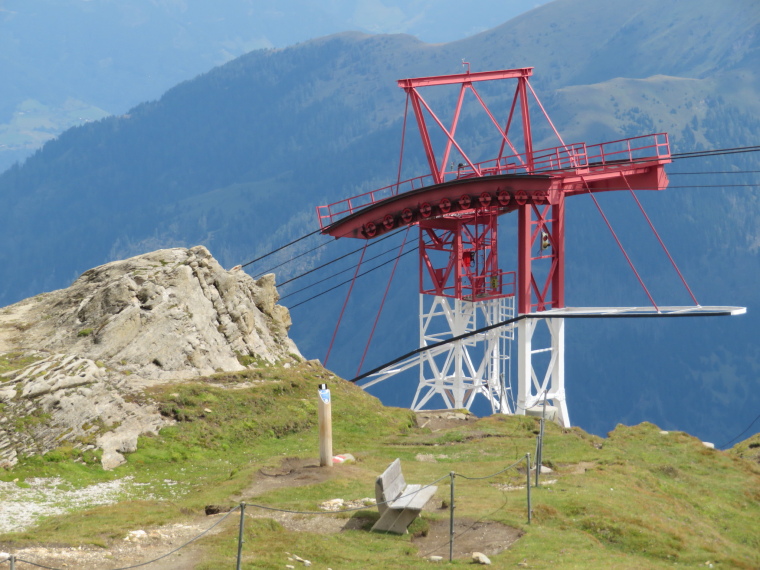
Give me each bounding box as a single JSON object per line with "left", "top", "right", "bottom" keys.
{"left": 316, "top": 133, "right": 670, "bottom": 229}
{"left": 586, "top": 132, "right": 670, "bottom": 168}
{"left": 421, "top": 270, "right": 517, "bottom": 301}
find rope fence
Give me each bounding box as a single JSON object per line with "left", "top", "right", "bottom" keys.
{"left": 0, "top": 446, "right": 548, "bottom": 568}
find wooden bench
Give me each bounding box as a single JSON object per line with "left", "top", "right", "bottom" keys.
{"left": 371, "top": 458, "right": 438, "bottom": 534}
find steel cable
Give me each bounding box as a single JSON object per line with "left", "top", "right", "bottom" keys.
{"left": 285, "top": 248, "right": 418, "bottom": 309}
{"left": 240, "top": 229, "right": 322, "bottom": 269}
{"left": 718, "top": 412, "right": 760, "bottom": 449}
{"left": 456, "top": 457, "right": 526, "bottom": 481}
{"left": 279, "top": 242, "right": 415, "bottom": 299}
{"left": 278, "top": 230, "right": 405, "bottom": 289}
{"left": 245, "top": 471, "right": 452, "bottom": 516}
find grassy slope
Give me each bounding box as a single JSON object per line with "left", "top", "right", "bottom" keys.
{"left": 0, "top": 361, "right": 758, "bottom": 569}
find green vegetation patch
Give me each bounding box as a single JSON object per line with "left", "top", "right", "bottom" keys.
{"left": 0, "top": 351, "right": 41, "bottom": 375}
{"left": 0, "top": 361, "right": 415, "bottom": 546}
{"left": 0, "top": 364, "right": 759, "bottom": 569}
{"left": 729, "top": 432, "right": 760, "bottom": 465}
{"left": 13, "top": 410, "right": 52, "bottom": 432}
{"left": 0, "top": 445, "right": 105, "bottom": 485}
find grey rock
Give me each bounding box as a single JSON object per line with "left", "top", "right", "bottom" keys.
{"left": 2, "top": 246, "right": 300, "bottom": 378}
{"left": 0, "top": 246, "right": 303, "bottom": 469}
{"left": 472, "top": 552, "right": 491, "bottom": 565}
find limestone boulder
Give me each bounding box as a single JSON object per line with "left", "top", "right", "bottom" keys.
{"left": 0, "top": 246, "right": 302, "bottom": 468}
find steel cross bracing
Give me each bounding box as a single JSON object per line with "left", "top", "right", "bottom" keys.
{"left": 317, "top": 66, "right": 741, "bottom": 425}
{"left": 413, "top": 295, "right": 515, "bottom": 414}
{"left": 359, "top": 294, "right": 515, "bottom": 415}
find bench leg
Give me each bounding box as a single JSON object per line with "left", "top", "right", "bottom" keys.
{"left": 371, "top": 508, "right": 421, "bottom": 534}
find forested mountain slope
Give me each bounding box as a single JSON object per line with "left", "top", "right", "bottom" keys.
{"left": 0, "top": 0, "right": 546, "bottom": 172}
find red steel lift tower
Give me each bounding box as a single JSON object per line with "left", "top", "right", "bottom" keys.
{"left": 316, "top": 67, "right": 744, "bottom": 426}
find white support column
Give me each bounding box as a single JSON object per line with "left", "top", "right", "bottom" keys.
{"left": 516, "top": 318, "right": 534, "bottom": 416}
{"left": 517, "top": 316, "right": 570, "bottom": 426}
{"left": 548, "top": 318, "right": 570, "bottom": 427}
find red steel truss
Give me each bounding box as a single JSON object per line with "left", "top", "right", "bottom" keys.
{"left": 317, "top": 67, "right": 671, "bottom": 315}
{"left": 419, "top": 214, "right": 516, "bottom": 301}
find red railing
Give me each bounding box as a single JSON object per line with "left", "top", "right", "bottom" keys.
{"left": 422, "top": 271, "right": 517, "bottom": 301}
{"left": 317, "top": 172, "right": 436, "bottom": 229}
{"left": 468, "top": 271, "right": 517, "bottom": 301}
{"left": 317, "top": 134, "right": 670, "bottom": 229}
{"left": 586, "top": 133, "right": 670, "bottom": 168}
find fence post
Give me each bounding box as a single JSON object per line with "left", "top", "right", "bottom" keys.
{"left": 536, "top": 392, "right": 547, "bottom": 488}
{"left": 236, "top": 503, "right": 246, "bottom": 570}
{"left": 526, "top": 453, "right": 531, "bottom": 524}
{"left": 449, "top": 472, "right": 455, "bottom": 562}
{"left": 9, "top": 555, "right": 15, "bottom": 570}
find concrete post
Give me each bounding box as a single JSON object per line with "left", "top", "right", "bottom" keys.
{"left": 318, "top": 384, "right": 332, "bottom": 467}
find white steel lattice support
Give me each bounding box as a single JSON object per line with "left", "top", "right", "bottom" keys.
{"left": 516, "top": 317, "right": 570, "bottom": 426}
{"left": 411, "top": 294, "right": 514, "bottom": 414}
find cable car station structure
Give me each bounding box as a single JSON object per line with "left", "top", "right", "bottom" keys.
{"left": 316, "top": 67, "right": 745, "bottom": 426}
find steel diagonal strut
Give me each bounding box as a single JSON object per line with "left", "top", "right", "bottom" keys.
{"left": 316, "top": 66, "right": 744, "bottom": 425}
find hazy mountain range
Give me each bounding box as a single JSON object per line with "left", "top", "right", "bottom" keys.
{"left": 1, "top": 0, "right": 758, "bottom": 446}
{"left": 0, "top": 0, "right": 547, "bottom": 172}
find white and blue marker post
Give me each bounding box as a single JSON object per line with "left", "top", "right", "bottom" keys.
{"left": 318, "top": 384, "right": 332, "bottom": 467}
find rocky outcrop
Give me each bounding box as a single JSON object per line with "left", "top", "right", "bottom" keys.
{"left": 0, "top": 352, "right": 165, "bottom": 470}
{"left": 0, "top": 246, "right": 301, "bottom": 469}
{"left": 4, "top": 245, "right": 300, "bottom": 376}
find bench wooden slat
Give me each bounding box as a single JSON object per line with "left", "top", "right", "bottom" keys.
{"left": 388, "top": 484, "right": 438, "bottom": 511}
{"left": 379, "top": 458, "right": 406, "bottom": 503}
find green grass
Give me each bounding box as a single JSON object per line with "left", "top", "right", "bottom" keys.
{"left": 0, "top": 351, "right": 41, "bottom": 375}
{"left": 1, "top": 362, "right": 759, "bottom": 569}
{"left": 193, "top": 515, "right": 436, "bottom": 570}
